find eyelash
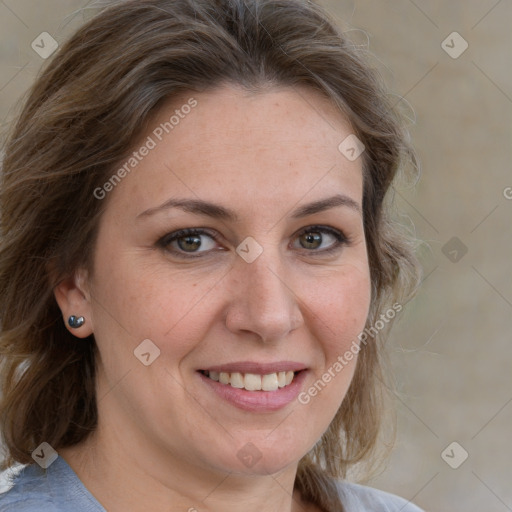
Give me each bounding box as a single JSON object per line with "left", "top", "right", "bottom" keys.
{"left": 156, "top": 225, "right": 350, "bottom": 260}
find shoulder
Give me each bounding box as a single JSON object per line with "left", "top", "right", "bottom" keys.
{"left": 0, "top": 464, "right": 60, "bottom": 511}
{"left": 0, "top": 456, "right": 105, "bottom": 512}
{"left": 0, "top": 496, "right": 60, "bottom": 512}
{"left": 335, "top": 480, "right": 425, "bottom": 512}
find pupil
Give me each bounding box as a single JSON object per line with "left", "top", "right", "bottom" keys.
{"left": 179, "top": 235, "right": 201, "bottom": 252}
{"left": 303, "top": 232, "right": 321, "bottom": 249}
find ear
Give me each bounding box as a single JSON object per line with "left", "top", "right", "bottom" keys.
{"left": 53, "top": 269, "right": 94, "bottom": 338}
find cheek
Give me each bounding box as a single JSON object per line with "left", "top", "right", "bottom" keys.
{"left": 298, "top": 265, "right": 371, "bottom": 411}
{"left": 89, "top": 247, "right": 219, "bottom": 363}
{"left": 308, "top": 264, "right": 372, "bottom": 355}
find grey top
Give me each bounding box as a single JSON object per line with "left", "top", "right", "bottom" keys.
{"left": 0, "top": 456, "right": 424, "bottom": 511}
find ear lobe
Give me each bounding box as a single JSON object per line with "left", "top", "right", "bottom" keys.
{"left": 53, "top": 269, "right": 94, "bottom": 338}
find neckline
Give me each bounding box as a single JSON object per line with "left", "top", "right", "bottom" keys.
{"left": 28, "top": 455, "right": 106, "bottom": 510}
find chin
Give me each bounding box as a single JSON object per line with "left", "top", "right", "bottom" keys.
{"left": 208, "top": 437, "right": 310, "bottom": 476}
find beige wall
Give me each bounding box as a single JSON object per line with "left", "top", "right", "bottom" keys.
{"left": 1, "top": 1, "right": 511, "bottom": 510}
{"left": 319, "top": 1, "right": 512, "bottom": 510}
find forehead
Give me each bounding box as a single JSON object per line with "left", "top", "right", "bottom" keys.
{"left": 105, "top": 84, "right": 363, "bottom": 219}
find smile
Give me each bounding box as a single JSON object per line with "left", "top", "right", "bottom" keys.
{"left": 197, "top": 361, "right": 308, "bottom": 411}
{"left": 200, "top": 370, "right": 296, "bottom": 391}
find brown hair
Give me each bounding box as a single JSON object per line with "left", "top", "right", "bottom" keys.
{"left": 0, "top": 0, "right": 420, "bottom": 510}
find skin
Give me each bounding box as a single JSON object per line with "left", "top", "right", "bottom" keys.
{"left": 55, "top": 83, "right": 371, "bottom": 512}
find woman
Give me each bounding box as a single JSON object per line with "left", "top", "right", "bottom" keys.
{"left": 0, "top": 0, "right": 423, "bottom": 510}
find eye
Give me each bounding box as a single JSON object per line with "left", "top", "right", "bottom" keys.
{"left": 157, "top": 225, "right": 350, "bottom": 259}
{"left": 292, "top": 225, "right": 349, "bottom": 254}
{"left": 157, "top": 228, "right": 219, "bottom": 258}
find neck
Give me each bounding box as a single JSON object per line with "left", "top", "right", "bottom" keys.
{"left": 59, "top": 414, "right": 313, "bottom": 512}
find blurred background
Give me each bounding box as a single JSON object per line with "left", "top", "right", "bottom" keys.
{"left": 0, "top": 1, "right": 511, "bottom": 510}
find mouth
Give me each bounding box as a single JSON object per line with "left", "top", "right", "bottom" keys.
{"left": 196, "top": 361, "right": 308, "bottom": 411}
{"left": 198, "top": 369, "right": 303, "bottom": 392}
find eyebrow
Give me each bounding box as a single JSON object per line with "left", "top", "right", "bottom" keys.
{"left": 136, "top": 194, "right": 361, "bottom": 221}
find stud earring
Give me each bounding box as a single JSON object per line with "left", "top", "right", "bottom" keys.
{"left": 68, "top": 315, "right": 85, "bottom": 329}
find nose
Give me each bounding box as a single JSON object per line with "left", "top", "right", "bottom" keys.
{"left": 224, "top": 250, "right": 304, "bottom": 343}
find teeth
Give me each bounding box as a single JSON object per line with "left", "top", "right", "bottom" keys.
{"left": 230, "top": 372, "right": 244, "bottom": 388}
{"left": 244, "top": 373, "right": 262, "bottom": 391}
{"left": 205, "top": 370, "right": 299, "bottom": 391}
{"left": 262, "top": 373, "right": 279, "bottom": 391}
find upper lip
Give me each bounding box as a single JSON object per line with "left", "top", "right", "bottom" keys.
{"left": 200, "top": 361, "right": 307, "bottom": 374}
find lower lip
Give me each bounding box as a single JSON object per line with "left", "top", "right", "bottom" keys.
{"left": 198, "top": 370, "right": 308, "bottom": 412}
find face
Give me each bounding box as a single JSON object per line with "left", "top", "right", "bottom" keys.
{"left": 60, "top": 84, "right": 371, "bottom": 478}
